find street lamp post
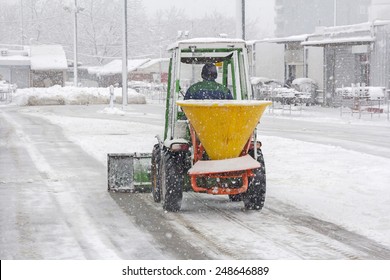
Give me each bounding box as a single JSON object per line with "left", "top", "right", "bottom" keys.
{"left": 236, "top": 0, "right": 245, "bottom": 40}
{"left": 73, "top": 0, "right": 79, "bottom": 87}
{"left": 64, "top": 1, "right": 82, "bottom": 87}
{"left": 122, "top": 0, "right": 128, "bottom": 107}
{"left": 20, "top": 0, "right": 24, "bottom": 46}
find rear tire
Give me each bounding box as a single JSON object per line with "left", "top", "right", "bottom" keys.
{"left": 151, "top": 144, "right": 161, "bottom": 202}
{"left": 229, "top": 194, "right": 242, "bottom": 202}
{"left": 243, "top": 149, "right": 266, "bottom": 210}
{"left": 161, "top": 149, "right": 184, "bottom": 212}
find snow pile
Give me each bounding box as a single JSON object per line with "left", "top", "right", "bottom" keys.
{"left": 11, "top": 85, "right": 146, "bottom": 106}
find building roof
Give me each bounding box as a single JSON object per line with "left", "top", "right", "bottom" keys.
{"left": 254, "top": 21, "right": 390, "bottom": 47}
{"left": 87, "top": 59, "right": 150, "bottom": 76}
{"left": 30, "top": 45, "right": 68, "bottom": 70}
{"left": 136, "top": 58, "right": 170, "bottom": 70}
{"left": 261, "top": 34, "right": 312, "bottom": 44}
{"left": 302, "top": 36, "right": 375, "bottom": 46}
{"left": 301, "top": 21, "right": 384, "bottom": 46}
{"left": 0, "top": 48, "right": 30, "bottom": 66}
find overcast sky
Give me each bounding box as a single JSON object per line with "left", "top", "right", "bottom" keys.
{"left": 142, "top": 0, "right": 276, "bottom": 37}
{"left": 0, "top": 0, "right": 276, "bottom": 37}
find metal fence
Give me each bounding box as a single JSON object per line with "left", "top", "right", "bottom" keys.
{"left": 0, "top": 83, "right": 15, "bottom": 104}
{"left": 337, "top": 84, "right": 389, "bottom": 120}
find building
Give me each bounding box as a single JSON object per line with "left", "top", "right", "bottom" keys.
{"left": 274, "top": 0, "right": 371, "bottom": 37}
{"left": 87, "top": 58, "right": 170, "bottom": 87}
{"left": 87, "top": 59, "right": 150, "bottom": 87}
{"left": 130, "top": 58, "right": 170, "bottom": 83}
{"left": 255, "top": 20, "right": 390, "bottom": 105}
{"left": 0, "top": 47, "right": 30, "bottom": 88}
{"left": 0, "top": 45, "right": 68, "bottom": 88}
{"left": 252, "top": 34, "right": 323, "bottom": 90}
{"left": 30, "top": 45, "right": 68, "bottom": 87}
{"left": 303, "top": 21, "right": 390, "bottom": 104}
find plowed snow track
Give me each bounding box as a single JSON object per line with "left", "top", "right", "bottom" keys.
{"left": 111, "top": 192, "right": 390, "bottom": 259}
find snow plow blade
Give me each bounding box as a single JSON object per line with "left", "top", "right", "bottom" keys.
{"left": 176, "top": 100, "right": 272, "bottom": 160}
{"left": 107, "top": 153, "right": 152, "bottom": 192}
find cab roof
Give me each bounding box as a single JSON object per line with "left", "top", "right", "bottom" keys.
{"left": 167, "top": 37, "right": 246, "bottom": 51}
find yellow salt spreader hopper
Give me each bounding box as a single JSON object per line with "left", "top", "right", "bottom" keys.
{"left": 177, "top": 100, "right": 271, "bottom": 160}
{"left": 176, "top": 100, "right": 271, "bottom": 199}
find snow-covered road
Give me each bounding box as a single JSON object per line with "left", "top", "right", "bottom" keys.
{"left": 0, "top": 107, "right": 170, "bottom": 259}
{"left": 1, "top": 104, "right": 390, "bottom": 259}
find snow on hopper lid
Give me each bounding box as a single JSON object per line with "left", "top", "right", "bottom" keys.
{"left": 176, "top": 100, "right": 272, "bottom": 160}
{"left": 30, "top": 45, "right": 68, "bottom": 70}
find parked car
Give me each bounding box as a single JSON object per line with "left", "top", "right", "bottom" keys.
{"left": 272, "top": 87, "right": 308, "bottom": 105}
{"left": 251, "top": 77, "right": 310, "bottom": 105}
{"left": 250, "top": 77, "right": 285, "bottom": 100}
{"left": 292, "top": 78, "right": 318, "bottom": 105}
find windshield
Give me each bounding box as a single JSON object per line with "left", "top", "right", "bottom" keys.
{"left": 177, "top": 49, "right": 251, "bottom": 100}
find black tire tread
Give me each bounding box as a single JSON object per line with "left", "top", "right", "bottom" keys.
{"left": 162, "top": 149, "right": 184, "bottom": 212}
{"left": 243, "top": 149, "right": 266, "bottom": 210}
{"left": 151, "top": 144, "right": 161, "bottom": 202}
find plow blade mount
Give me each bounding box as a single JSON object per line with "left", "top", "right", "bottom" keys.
{"left": 176, "top": 100, "right": 272, "bottom": 160}
{"left": 107, "top": 153, "right": 152, "bottom": 192}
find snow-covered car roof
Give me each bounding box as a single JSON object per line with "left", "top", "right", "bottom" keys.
{"left": 167, "top": 37, "right": 246, "bottom": 51}
{"left": 292, "top": 78, "right": 317, "bottom": 85}
{"left": 250, "top": 77, "right": 283, "bottom": 86}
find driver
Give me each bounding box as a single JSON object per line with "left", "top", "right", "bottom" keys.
{"left": 184, "top": 63, "right": 233, "bottom": 100}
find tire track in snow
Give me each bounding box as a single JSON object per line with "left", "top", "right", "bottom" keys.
{"left": 173, "top": 192, "right": 390, "bottom": 259}
{"left": 266, "top": 198, "right": 390, "bottom": 259}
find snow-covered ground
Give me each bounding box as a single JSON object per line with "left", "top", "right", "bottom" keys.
{"left": 10, "top": 89, "right": 390, "bottom": 244}
{"left": 1, "top": 87, "right": 390, "bottom": 259}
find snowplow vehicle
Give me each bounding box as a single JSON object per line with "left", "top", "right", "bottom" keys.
{"left": 151, "top": 38, "right": 271, "bottom": 212}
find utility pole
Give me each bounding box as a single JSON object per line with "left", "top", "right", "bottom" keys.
{"left": 333, "top": 0, "right": 337, "bottom": 26}
{"left": 20, "top": 0, "right": 24, "bottom": 46}
{"left": 65, "top": 1, "right": 82, "bottom": 87}
{"left": 73, "top": 0, "right": 79, "bottom": 87}
{"left": 122, "top": 0, "right": 128, "bottom": 107}
{"left": 236, "top": 0, "right": 245, "bottom": 40}
{"left": 241, "top": 0, "right": 245, "bottom": 40}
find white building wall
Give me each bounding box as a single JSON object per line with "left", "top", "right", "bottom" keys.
{"left": 255, "top": 42, "right": 284, "bottom": 81}
{"left": 307, "top": 46, "right": 324, "bottom": 89}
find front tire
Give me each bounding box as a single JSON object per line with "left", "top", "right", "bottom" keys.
{"left": 151, "top": 144, "right": 161, "bottom": 202}
{"left": 161, "top": 149, "right": 184, "bottom": 212}
{"left": 243, "top": 149, "right": 266, "bottom": 210}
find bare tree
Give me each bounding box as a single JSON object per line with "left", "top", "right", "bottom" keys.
{"left": 0, "top": 0, "right": 251, "bottom": 66}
